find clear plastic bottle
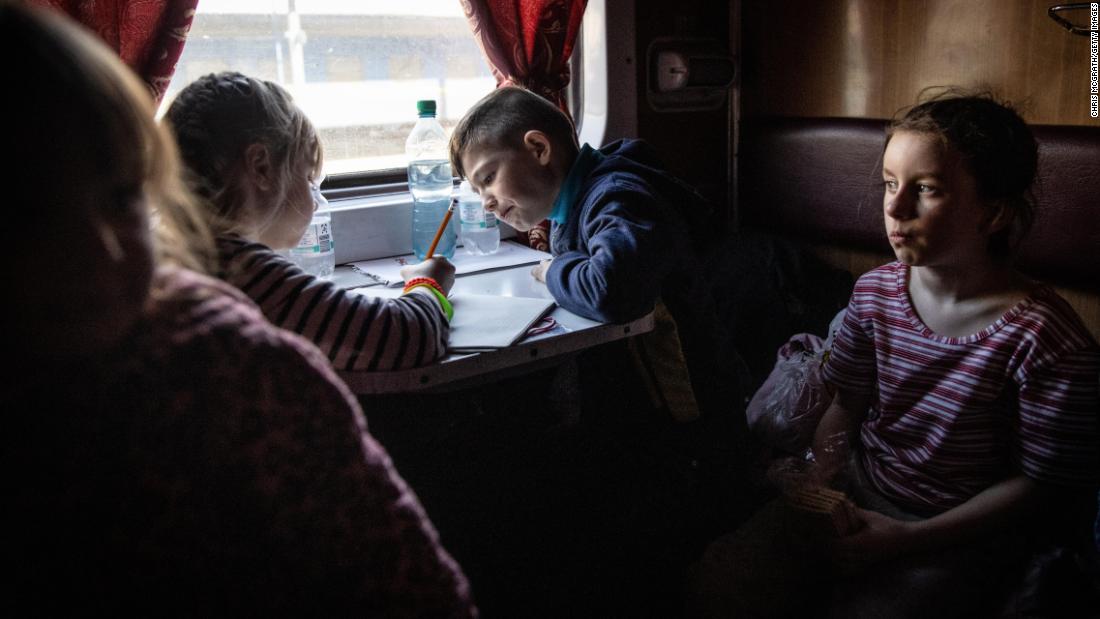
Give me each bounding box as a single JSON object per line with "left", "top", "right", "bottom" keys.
{"left": 456, "top": 180, "right": 499, "bottom": 255}
{"left": 406, "top": 99, "right": 456, "bottom": 260}
{"left": 287, "top": 180, "right": 334, "bottom": 279}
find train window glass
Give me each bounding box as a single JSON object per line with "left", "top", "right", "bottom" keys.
{"left": 160, "top": 0, "right": 604, "bottom": 262}
{"left": 161, "top": 0, "right": 496, "bottom": 179}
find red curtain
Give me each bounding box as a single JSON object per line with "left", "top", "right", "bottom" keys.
{"left": 462, "top": 0, "right": 588, "bottom": 252}
{"left": 31, "top": 0, "right": 198, "bottom": 103}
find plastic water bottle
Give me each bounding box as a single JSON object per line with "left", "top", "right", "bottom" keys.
{"left": 456, "top": 180, "right": 499, "bottom": 255}
{"left": 287, "top": 181, "right": 335, "bottom": 279}
{"left": 406, "top": 99, "right": 456, "bottom": 260}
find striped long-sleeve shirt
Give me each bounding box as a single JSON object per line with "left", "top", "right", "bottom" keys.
{"left": 823, "top": 262, "right": 1100, "bottom": 515}
{"left": 217, "top": 236, "right": 449, "bottom": 371}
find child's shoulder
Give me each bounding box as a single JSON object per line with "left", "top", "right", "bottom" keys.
{"left": 215, "top": 234, "right": 302, "bottom": 280}
{"left": 215, "top": 234, "right": 280, "bottom": 264}
{"left": 140, "top": 267, "right": 361, "bottom": 432}
{"left": 851, "top": 261, "right": 905, "bottom": 296}
{"left": 859, "top": 261, "right": 905, "bottom": 279}
{"left": 1014, "top": 285, "right": 1099, "bottom": 350}
{"left": 581, "top": 140, "right": 664, "bottom": 194}
{"left": 578, "top": 139, "right": 713, "bottom": 228}
{"left": 149, "top": 266, "right": 349, "bottom": 386}
{"left": 150, "top": 265, "right": 304, "bottom": 351}
{"left": 150, "top": 265, "right": 265, "bottom": 334}
{"left": 595, "top": 139, "right": 664, "bottom": 168}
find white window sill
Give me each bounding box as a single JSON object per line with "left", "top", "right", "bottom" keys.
{"left": 329, "top": 193, "right": 517, "bottom": 263}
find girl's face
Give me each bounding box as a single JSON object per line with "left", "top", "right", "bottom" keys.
{"left": 881, "top": 131, "right": 994, "bottom": 268}
{"left": 258, "top": 157, "right": 322, "bottom": 250}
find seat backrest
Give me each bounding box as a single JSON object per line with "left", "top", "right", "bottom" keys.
{"left": 739, "top": 116, "right": 1100, "bottom": 289}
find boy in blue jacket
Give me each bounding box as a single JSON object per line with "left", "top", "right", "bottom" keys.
{"left": 450, "top": 84, "right": 751, "bottom": 612}
{"left": 450, "top": 84, "right": 747, "bottom": 466}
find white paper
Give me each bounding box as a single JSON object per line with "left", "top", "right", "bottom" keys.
{"left": 447, "top": 294, "right": 556, "bottom": 351}
{"left": 349, "top": 288, "right": 556, "bottom": 351}
{"left": 347, "top": 240, "right": 552, "bottom": 287}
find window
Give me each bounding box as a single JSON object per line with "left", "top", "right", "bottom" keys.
{"left": 162, "top": 0, "right": 496, "bottom": 179}
{"left": 162, "top": 0, "right": 611, "bottom": 262}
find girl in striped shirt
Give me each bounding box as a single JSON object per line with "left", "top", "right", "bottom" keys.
{"left": 165, "top": 72, "right": 455, "bottom": 371}
{"left": 694, "top": 93, "right": 1099, "bottom": 617}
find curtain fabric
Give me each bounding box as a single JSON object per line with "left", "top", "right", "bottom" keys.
{"left": 462, "top": 0, "right": 587, "bottom": 252}
{"left": 32, "top": 0, "right": 198, "bottom": 103}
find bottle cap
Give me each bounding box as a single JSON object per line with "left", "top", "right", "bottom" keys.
{"left": 416, "top": 99, "right": 437, "bottom": 117}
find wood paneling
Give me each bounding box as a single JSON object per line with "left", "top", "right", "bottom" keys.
{"left": 634, "top": 0, "right": 733, "bottom": 221}
{"left": 741, "top": 0, "right": 1099, "bottom": 126}
{"left": 738, "top": 0, "right": 1100, "bottom": 338}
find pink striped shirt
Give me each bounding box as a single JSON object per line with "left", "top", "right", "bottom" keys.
{"left": 823, "top": 262, "right": 1100, "bottom": 514}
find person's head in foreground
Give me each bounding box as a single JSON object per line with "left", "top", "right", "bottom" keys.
{"left": 6, "top": 0, "right": 210, "bottom": 363}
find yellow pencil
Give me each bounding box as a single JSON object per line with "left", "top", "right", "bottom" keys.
{"left": 425, "top": 198, "right": 456, "bottom": 258}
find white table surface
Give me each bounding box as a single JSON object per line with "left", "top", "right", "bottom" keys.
{"left": 332, "top": 264, "right": 655, "bottom": 394}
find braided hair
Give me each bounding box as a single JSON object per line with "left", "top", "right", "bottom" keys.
{"left": 164, "top": 72, "right": 322, "bottom": 236}
{"left": 886, "top": 90, "right": 1038, "bottom": 261}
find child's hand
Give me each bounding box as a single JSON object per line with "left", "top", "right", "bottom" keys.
{"left": 831, "top": 506, "right": 915, "bottom": 569}
{"left": 401, "top": 257, "right": 456, "bottom": 295}
{"left": 531, "top": 258, "right": 552, "bottom": 283}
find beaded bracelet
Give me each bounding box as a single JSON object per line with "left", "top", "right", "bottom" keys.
{"left": 403, "top": 276, "right": 444, "bottom": 296}
{"left": 404, "top": 283, "right": 453, "bottom": 321}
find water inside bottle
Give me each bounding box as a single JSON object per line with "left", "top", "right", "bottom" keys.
{"left": 456, "top": 179, "right": 498, "bottom": 255}
{"left": 407, "top": 159, "right": 453, "bottom": 200}
{"left": 462, "top": 226, "right": 501, "bottom": 255}
{"left": 291, "top": 251, "right": 334, "bottom": 279}
{"left": 409, "top": 159, "right": 457, "bottom": 260}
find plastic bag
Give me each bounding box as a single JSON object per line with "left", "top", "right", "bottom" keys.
{"left": 747, "top": 309, "right": 846, "bottom": 454}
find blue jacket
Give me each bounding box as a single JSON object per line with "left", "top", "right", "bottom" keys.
{"left": 546, "top": 139, "right": 715, "bottom": 323}
{"left": 546, "top": 139, "right": 739, "bottom": 410}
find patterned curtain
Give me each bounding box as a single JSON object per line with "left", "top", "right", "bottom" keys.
{"left": 462, "top": 0, "right": 587, "bottom": 252}
{"left": 31, "top": 0, "right": 198, "bottom": 103}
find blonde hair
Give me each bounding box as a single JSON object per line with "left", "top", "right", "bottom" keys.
{"left": 5, "top": 1, "right": 213, "bottom": 274}
{"left": 165, "top": 72, "right": 323, "bottom": 237}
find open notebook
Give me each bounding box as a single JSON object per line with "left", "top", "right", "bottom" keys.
{"left": 347, "top": 240, "right": 551, "bottom": 288}
{"left": 448, "top": 294, "right": 556, "bottom": 351}
{"left": 351, "top": 287, "right": 556, "bottom": 352}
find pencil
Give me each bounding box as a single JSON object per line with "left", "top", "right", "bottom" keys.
{"left": 425, "top": 198, "right": 456, "bottom": 258}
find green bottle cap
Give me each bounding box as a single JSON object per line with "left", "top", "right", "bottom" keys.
{"left": 416, "top": 99, "right": 437, "bottom": 117}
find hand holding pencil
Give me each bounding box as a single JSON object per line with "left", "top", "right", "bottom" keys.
{"left": 401, "top": 199, "right": 457, "bottom": 293}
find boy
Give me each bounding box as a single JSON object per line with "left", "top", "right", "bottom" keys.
{"left": 450, "top": 85, "right": 751, "bottom": 612}
{"left": 449, "top": 86, "right": 744, "bottom": 429}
